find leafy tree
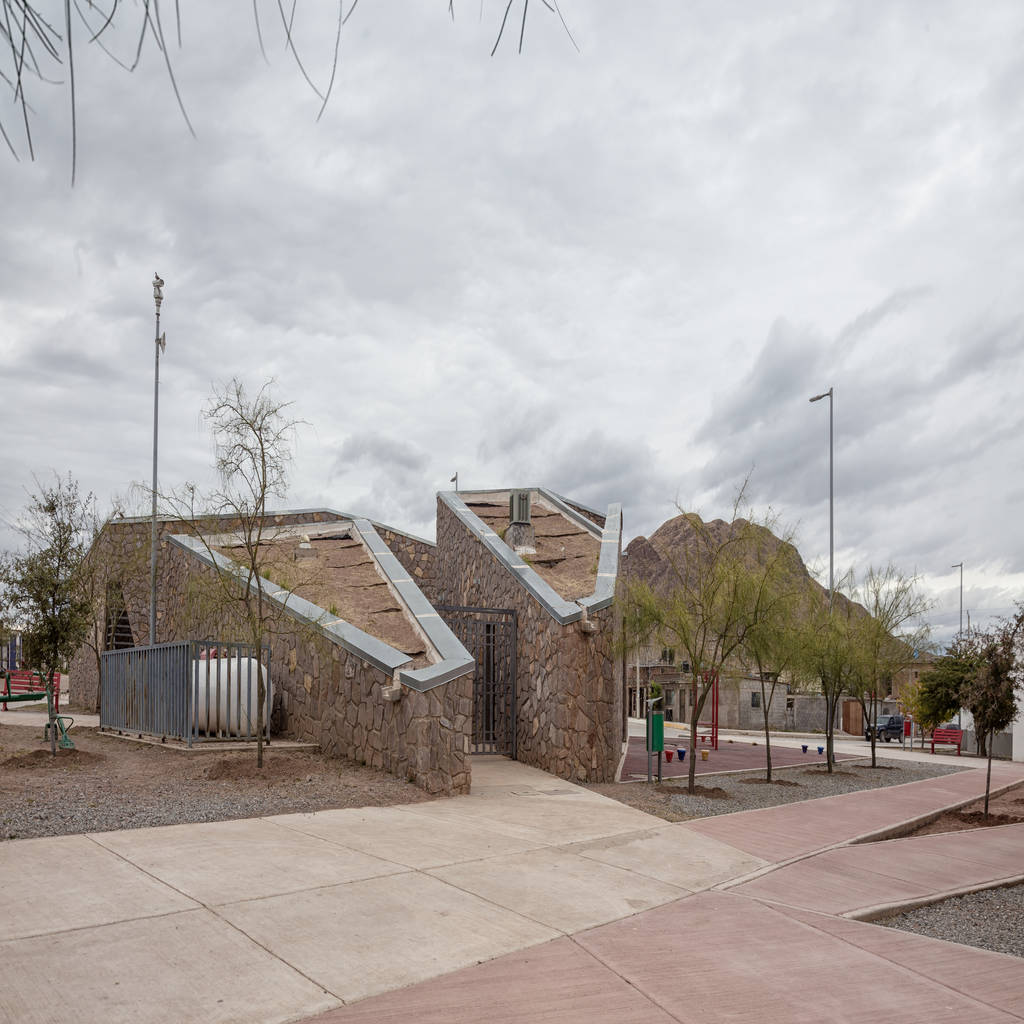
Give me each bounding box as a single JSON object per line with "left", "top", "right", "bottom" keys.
{"left": 0, "top": 473, "right": 95, "bottom": 754}
{"left": 797, "top": 582, "right": 859, "bottom": 773}
{"left": 845, "top": 565, "right": 931, "bottom": 768}
{"left": 963, "top": 610, "right": 1022, "bottom": 816}
{"left": 915, "top": 640, "right": 977, "bottom": 735}
{"left": 622, "top": 489, "right": 785, "bottom": 794}
{"left": 736, "top": 518, "right": 803, "bottom": 782}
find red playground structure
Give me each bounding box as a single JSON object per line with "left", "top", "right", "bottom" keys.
{"left": 695, "top": 670, "right": 719, "bottom": 750}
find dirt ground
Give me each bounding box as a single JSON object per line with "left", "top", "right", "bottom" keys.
{"left": 0, "top": 723, "right": 433, "bottom": 841}
{"left": 901, "top": 785, "right": 1024, "bottom": 837}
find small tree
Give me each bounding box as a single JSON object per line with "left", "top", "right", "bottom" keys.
{"left": 173, "top": 378, "right": 302, "bottom": 769}
{"left": 964, "top": 611, "right": 1022, "bottom": 816}
{"left": 846, "top": 566, "right": 931, "bottom": 768}
{"left": 0, "top": 474, "right": 95, "bottom": 754}
{"left": 737, "top": 519, "right": 803, "bottom": 782}
{"left": 915, "top": 639, "right": 976, "bottom": 739}
{"left": 797, "top": 576, "right": 859, "bottom": 773}
{"left": 622, "top": 488, "right": 775, "bottom": 794}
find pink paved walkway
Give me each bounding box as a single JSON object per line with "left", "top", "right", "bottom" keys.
{"left": 730, "top": 822, "right": 1024, "bottom": 917}
{"left": 683, "top": 759, "right": 1024, "bottom": 862}
{"left": 303, "top": 764, "right": 1024, "bottom": 1023}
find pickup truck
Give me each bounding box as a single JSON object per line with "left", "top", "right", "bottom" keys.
{"left": 865, "top": 714, "right": 905, "bottom": 743}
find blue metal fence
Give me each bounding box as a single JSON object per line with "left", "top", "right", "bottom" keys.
{"left": 100, "top": 640, "right": 271, "bottom": 746}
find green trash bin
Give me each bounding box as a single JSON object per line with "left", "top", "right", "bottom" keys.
{"left": 648, "top": 712, "right": 664, "bottom": 753}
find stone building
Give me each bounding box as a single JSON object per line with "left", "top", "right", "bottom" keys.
{"left": 72, "top": 486, "right": 624, "bottom": 793}
{"left": 434, "top": 488, "right": 623, "bottom": 783}
{"left": 71, "top": 509, "right": 472, "bottom": 795}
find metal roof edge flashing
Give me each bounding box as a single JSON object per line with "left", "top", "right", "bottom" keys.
{"left": 351, "top": 519, "right": 474, "bottom": 692}
{"left": 535, "top": 487, "right": 603, "bottom": 539}
{"left": 114, "top": 507, "right": 437, "bottom": 549}
{"left": 439, "top": 492, "right": 583, "bottom": 626}
{"left": 577, "top": 502, "right": 622, "bottom": 615}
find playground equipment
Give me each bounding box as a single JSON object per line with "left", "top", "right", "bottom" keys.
{"left": 2, "top": 670, "right": 61, "bottom": 712}
{"left": 695, "top": 670, "right": 719, "bottom": 750}
{"left": 2, "top": 670, "right": 74, "bottom": 748}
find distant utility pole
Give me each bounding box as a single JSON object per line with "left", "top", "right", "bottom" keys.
{"left": 150, "top": 273, "right": 166, "bottom": 645}
{"left": 450, "top": 472, "right": 459, "bottom": 491}
{"left": 809, "top": 387, "right": 834, "bottom": 611}
{"left": 951, "top": 561, "right": 963, "bottom": 641}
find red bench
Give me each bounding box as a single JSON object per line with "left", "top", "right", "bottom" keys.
{"left": 2, "top": 670, "right": 62, "bottom": 713}
{"left": 930, "top": 727, "right": 963, "bottom": 755}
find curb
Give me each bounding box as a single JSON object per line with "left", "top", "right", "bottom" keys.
{"left": 846, "top": 866, "right": 1024, "bottom": 923}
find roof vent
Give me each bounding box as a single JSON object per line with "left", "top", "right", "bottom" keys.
{"left": 509, "top": 490, "right": 532, "bottom": 525}
{"left": 506, "top": 490, "right": 535, "bottom": 554}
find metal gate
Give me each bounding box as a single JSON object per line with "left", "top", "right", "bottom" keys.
{"left": 436, "top": 605, "right": 517, "bottom": 756}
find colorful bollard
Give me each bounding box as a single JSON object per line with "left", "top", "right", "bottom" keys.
{"left": 665, "top": 750, "right": 674, "bottom": 762}
{"left": 677, "top": 748, "right": 686, "bottom": 761}
{"left": 801, "top": 744, "right": 808, "bottom": 753}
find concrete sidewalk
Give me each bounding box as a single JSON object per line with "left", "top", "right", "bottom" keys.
{"left": 1, "top": 755, "right": 1022, "bottom": 1023}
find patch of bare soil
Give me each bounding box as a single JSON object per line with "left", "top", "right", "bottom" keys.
{"left": 901, "top": 787, "right": 1024, "bottom": 838}
{"left": 3, "top": 748, "right": 107, "bottom": 770}
{"left": 0, "top": 723, "right": 433, "bottom": 840}
{"left": 740, "top": 777, "right": 801, "bottom": 787}
{"left": 675, "top": 784, "right": 731, "bottom": 799}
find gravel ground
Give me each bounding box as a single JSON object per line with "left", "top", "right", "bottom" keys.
{"left": 881, "top": 883, "right": 1024, "bottom": 958}
{"left": 587, "top": 758, "right": 968, "bottom": 822}
{"left": 0, "top": 723, "right": 432, "bottom": 840}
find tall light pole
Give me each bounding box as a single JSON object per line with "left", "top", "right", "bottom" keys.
{"left": 150, "top": 273, "right": 166, "bottom": 646}
{"left": 951, "top": 561, "right": 963, "bottom": 641}
{"left": 809, "top": 387, "right": 834, "bottom": 611}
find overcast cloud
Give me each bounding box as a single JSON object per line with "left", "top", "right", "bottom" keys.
{"left": 2, "top": 2, "right": 1022, "bottom": 646}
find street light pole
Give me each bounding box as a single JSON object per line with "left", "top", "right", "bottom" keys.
{"left": 951, "top": 561, "right": 963, "bottom": 640}
{"left": 150, "top": 273, "right": 166, "bottom": 646}
{"left": 809, "top": 387, "right": 834, "bottom": 611}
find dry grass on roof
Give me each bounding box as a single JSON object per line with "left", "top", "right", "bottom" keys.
{"left": 466, "top": 500, "right": 600, "bottom": 601}
{"left": 215, "top": 536, "right": 429, "bottom": 665}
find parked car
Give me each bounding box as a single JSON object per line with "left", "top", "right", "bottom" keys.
{"left": 865, "top": 714, "right": 905, "bottom": 743}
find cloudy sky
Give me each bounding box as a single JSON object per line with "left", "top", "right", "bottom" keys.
{"left": 2, "top": 2, "right": 1022, "bottom": 645}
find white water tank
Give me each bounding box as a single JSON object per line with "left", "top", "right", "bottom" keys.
{"left": 192, "top": 656, "right": 268, "bottom": 736}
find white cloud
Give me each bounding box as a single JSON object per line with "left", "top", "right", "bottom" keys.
{"left": 3, "top": 2, "right": 1023, "bottom": 648}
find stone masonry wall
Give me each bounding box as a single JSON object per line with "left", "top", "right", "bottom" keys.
{"left": 73, "top": 515, "right": 471, "bottom": 795}
{"left": 434, "top": 498, "right": 622, "bottom": 783}
{"left": 377, "top": 529, "right": 438, "bottom": 604}
{"left": 68, "top": 512, "right": 345, "bottom": 711}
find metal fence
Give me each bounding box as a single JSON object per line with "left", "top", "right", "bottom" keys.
{"left": 100, "top": 640, "right": 271, "bottom": 746}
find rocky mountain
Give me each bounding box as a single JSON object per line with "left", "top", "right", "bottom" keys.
{"left": 622, "top": 513, "right": 863, "bottom": 620}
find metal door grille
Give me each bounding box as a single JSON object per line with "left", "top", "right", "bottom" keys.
{"left": 436, "top": 605, "right": 517, "bottom": 756}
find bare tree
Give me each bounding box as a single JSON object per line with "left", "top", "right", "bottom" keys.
{"left": 168, "top": 377, "right": 303, "bottom": 768}
{"left": 2, "top": 2, "right": 577, "bottom": 182}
